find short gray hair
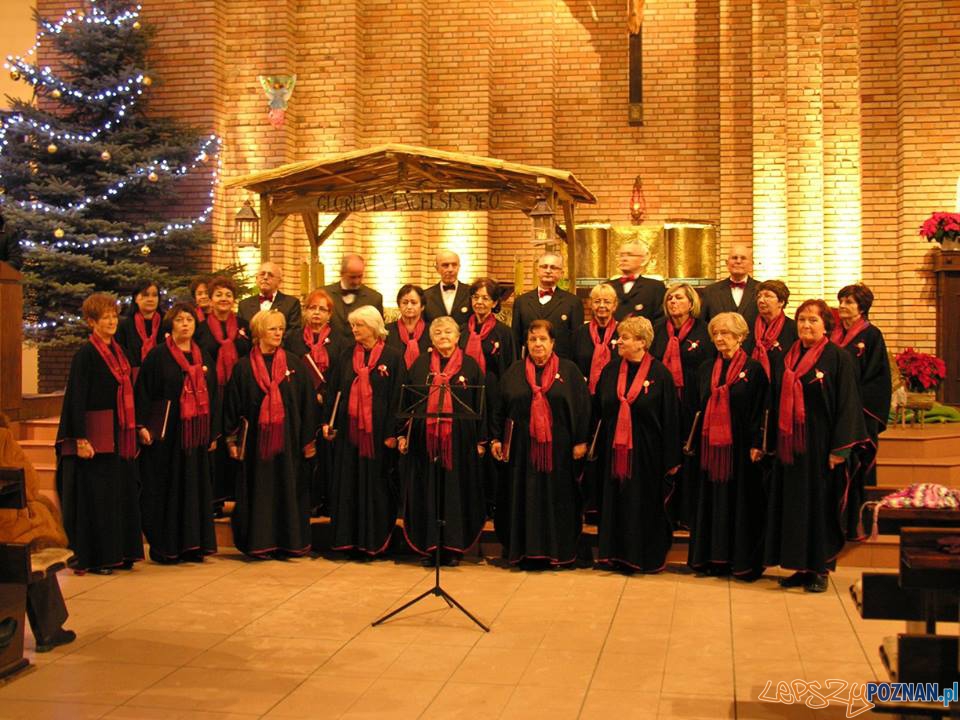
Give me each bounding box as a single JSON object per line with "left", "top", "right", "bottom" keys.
{"left": 348, "top": 305, "right": 387, "bottom": 340}
{"left": 429, "top": 316, "right": 460, "bottom": 341}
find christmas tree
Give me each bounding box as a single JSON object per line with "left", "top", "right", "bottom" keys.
{"left": 1, "top": 0, "right": 222, "bottom": 345}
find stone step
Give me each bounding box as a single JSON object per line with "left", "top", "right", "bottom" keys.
{"left": 877, "top": 457, "right": 960, "bottom": 487}
{"left": 34, "top": 464, "right": 56, "bottom": 491}
{"left": 877, "top": 425, "right": 960, "bottom": 460}
{"left": 18, "top": 439, "right": 57, "bottom": 467}
{"left": 17, "top": 417, "right": 60, "bottom": 442}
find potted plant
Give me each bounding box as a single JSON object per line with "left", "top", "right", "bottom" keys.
{"left": 895, "top": 348, "right": 947, "bottom": 410}
{"left": 919, "top": 212, "right": 960, "bottom": 250}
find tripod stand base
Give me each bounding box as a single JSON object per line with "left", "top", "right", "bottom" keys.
{"left": 372, "top": 583, "right": 490, "bottom": 632}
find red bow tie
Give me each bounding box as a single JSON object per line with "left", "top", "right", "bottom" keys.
{"left": 729, "top": 280, "right": 746, "bottom": 290}
{"left": 259, "top": 294, "right": 275, "bottom": 304}
{"left": 620, "top": 275, "right": 636, "bottom": 284}
{"left": 538, "top": 288, "right": 555, "bottom": 298}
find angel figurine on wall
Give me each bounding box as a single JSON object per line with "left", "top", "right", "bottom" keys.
{"left": 258, "top": 75, "right": 296, "bottom": 128}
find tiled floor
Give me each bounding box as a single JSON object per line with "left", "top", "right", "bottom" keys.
{"left": 0, "top": 551, "right": 905, "bottom": 719}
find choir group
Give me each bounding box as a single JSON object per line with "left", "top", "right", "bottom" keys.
{"left": 55, "top": 243, "right": 891, "bottom": 593}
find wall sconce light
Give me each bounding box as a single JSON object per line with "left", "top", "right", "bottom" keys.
{"left": 630, "top": 175, "right": 646, "bottom": 225}
{"left": 234, "top": 198, "right": 260, "bottom": 248}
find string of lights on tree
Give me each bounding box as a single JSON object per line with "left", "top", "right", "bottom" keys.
{"left": 1, "top": 1, "right": 223, "bottom": 257}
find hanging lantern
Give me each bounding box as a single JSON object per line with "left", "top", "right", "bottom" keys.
{"left": 528, "top": 195, "right": 556, "bottom": 249}
{"left": 234, "top": 198, "right": 260, "bottom": 248}
{"left": 630, "top": 175, "right": 646, "bottom": 225}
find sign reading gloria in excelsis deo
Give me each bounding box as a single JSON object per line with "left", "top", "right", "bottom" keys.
{"left": 316, "top": 191, "right": 503, "bottom": 213}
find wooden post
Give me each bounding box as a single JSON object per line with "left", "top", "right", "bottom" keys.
{"left": 0, "top": 262, "right": 23, "bottom": 418}
{"left": 562, "top": 199, "right": 577, "bottom": 291}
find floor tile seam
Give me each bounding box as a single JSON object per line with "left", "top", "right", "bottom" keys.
{"left": 829, "top": 569, "right": 883, "bottom": 671}
{"left": 727, "top": 578, "right": 739, "bottom": 720}
{"left": 573, "top": 573, "right": 628, "bottom": 720}
{"left": 95, "top": 660, "right": 184, "bottom": 713}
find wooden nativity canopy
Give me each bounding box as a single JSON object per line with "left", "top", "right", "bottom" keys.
{"left": 224, "top": 143, "right": 597, "bottom": 255}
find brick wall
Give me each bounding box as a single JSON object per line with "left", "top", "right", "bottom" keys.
{"left": 32, "top": 0, "right": 960, "bottom": 358}
{"left": 38, "top": 343, "right": 81, "bottom": 394}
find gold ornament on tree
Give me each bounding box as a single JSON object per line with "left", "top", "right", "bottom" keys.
{"left": 51, "top": 88, "right": 61, "bottom": 99}
{"left": 9, "top": 70, "right": 20, "bottom": 81}
{"left": 147, "top": 171, "right": 159, "bottom": 182}
{"left": 46, "top": 143, "right": 58, "bottom": 154}
{"left": 140, "top": 244, "right": 151, "bottom": 256}
{"left": 142, "top": 76, "right": 152, "bottom": 86}
{"left": 100, "top": 150, "right": 112, "bottom": 161}
{"left": 132, "top": 20, "right": 141, "bottom": 30}
{"left": 53, "top": 228, "right": 65, "bottom": 238}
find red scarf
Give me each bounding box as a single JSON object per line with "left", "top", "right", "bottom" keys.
{"left": 777, "top": 336, "right": 830, "bottom": 463}
{"left": 348, "top": 341, "right": 385, "bottom": 458}
{"left": 164, "top": 335, "right": 211, "bottom": 449}
{"left": 661, "top": 316, "right": 695, "bottom": 391}
{"left": 303, "top": 324, "right": 332, "bottom": 375}
{"left": 397, "top": 319, "right": 425, "bottom": 369}
{"left": 830, "top": 317, "right": 870, "bottom": 348}
{"left": 700, "top": 349, "right": 748, "bottom": 482}
{"left": 587, "top": 319, "right": 617, "bottom": 393}
{"left": 465, "top": 314, "right": 496, "bottom": 374}
{"left": 752, "top": 312, "right": 786, "bottom": 379}
{"left": 195, "top": 307, "right": 206, "bottom": 323}
{"left": 427, "top": 348, "right": 464, "bottom": 470}
{"left": 207, "top": 313, "right": 239, "bottom": 387}
{"left": 525, "top": 354, "right": 560, "bottom": 472}
{"left": 249, "top": 346, "right": 288, "bottom": 460}
{"left": 612, "top": 353, "right": 654, "bottom": 481}
{"left": 89, "top": 333, "right": 137, "bottom": 459}
{"left": 134, "top": 312, "right": 160, "bottom": 362}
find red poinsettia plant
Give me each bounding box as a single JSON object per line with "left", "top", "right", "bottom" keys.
{"left": 919, "top": 212, "right": 960, "bottom": 243}
{"left": 895, "top": 348, "right": 947, "bottom": 392}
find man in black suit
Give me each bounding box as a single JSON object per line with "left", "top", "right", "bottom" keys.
{"left": 322, "top": 252, "right": 384, "bottom": 339}
{"left": 511, "top": 252, "right": 583, "bottom": 359}
{"left": 608, "top": 242, "right": 665, "bottom": 323}
{"left": 237, "top": 261, "right": 302, "bottom": 337}
{"left": 423, "top": 249, "right": 472, "bottom": 325}
{"left": 698, "top": 243, "right": 759, "bottom": 328}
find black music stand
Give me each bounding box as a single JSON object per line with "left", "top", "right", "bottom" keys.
{"left": 371, "top": 380, "right": 490, "bottom": 632}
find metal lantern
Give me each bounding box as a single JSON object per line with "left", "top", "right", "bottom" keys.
{"left": 529, "top": 195, "right": 556, "bottom": 249}
{"left": 630, "top": 175, "right": 646, "bottom": 225}
{"left": 234, "top": 198, "right": 260, "bottom": 248}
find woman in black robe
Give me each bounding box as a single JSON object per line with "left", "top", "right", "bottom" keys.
{"left": 459, "top": 278, "right": 515, "bottom": 518}
{"left": 136, "top": 303, "right": 219, "bottom": 563}
{"left": 571, "top": 283, "right": 619, "bottom": 524}
{"left": 745, "top": 280, "right": 798, "bottom": 455}
{"left": 833, "top": 283, "right": 890, "bottom": 538}
{"left": 190, "top": 275, "right": 212, "bottom": 323}
{"left": 56, "top": 293, "right": 143, "bottom": 574}
{"left": 115, "top": 280, "right": 163, "bottom": 376}
{"left": 197, "top": 276, "right": 252, "bottom": 512}
{"left": 649, "top": 282, "right": 714, "bottom": 529}
{"left": 224, "top": 309, "right": 317, "bottom": 558}
{"left": 399, "top": 317, "right": 486, "bottom": 565}
{"left": 688, "top": 312, "right": 768, "bottom": 579}
{"left": 490, "top": 320, "right": 590, "bottom": 568}
{"left": 323, "top": 305, "right": 405, "bottom": 557}
{"left": 285, "top": 288, "right": 348, "bottom": 516}
{"left": 765, "top": 299, "right": 868, "bottom": 592}
{"left": 595, "top": 316, "right": 682, "bottom": 573}
{"left": 385, "top": 285, "right": 431, "bottom": 370}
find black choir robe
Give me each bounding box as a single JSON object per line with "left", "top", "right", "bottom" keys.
{"left": 743, "top": 314, "right": 798, "bottom": 455}
{"left": 423, "top": 282, "right": 472, "bottom": 325}
{"left": 510, "top": 288, "right": 584, "bottom": 360}
{"left": 56, "top": 341, "right": 144, "bottom": 571}
{"left": 492, "top": 357, "right": 590, "bottom": 565}
{"left": 284, "top": 327, "right": 349, "bottom": 514}
{"left": 458, "top": 316, "right": 516, "bottom": 516}
{"left": 401, "top": 352, "right": 486, "bottom": 555}
{"left": 763, "top": 342, "right": 868, "bottom": 575}
{"left": 385, "top": 320, "right": 432, "bottom": 369}
{"left": 135, "top": 343, "right": 219, "bottom": 561}
{"left": 325, "top": 343, "right": 406, "bottom": 555}
{"left": 223, "top": 351, "right": 318, "bottom": 557}
{"left": 649, "top": 317, "right": 715, "bottom": 527}
{"left": 609, "top": 276, "right": 665, "bottom": 323}
{"left": 196, "top": 314, "right": 252, "bottom": 506}
{"left": 687, "top": 356, "right": 769, "bottom": 576}
{"left": 115, "top": 311, "right": 162, "bottom": 369}
{"left": 838, "top": 322, "right": 890, "bottom": 538}
{"left": 595, "top": 357, "right": 681, "bottom": 572}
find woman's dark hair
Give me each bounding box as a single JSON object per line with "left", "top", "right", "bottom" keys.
{"left": 795, "top": 299, "right": 835, "bottom": 334}
{"left": 129, "top": 280, "right": 160, "bottom": 316}
{"left": 469, "top": 277, "right": 502, "bottom": 312}
{"left": 207, "top": 275, "right": 238, "bottom": 297}
{"left": 189, "top": 275, "right": 210, "bottom": 297}
{"left": 396, "top": 284, "right": 425, "bottom": 307}
{"left": 526, "top": 319, "right": 556, "bottom": 341}
{"left": 837, "top": 283, "right": 874, "bottom": 317}
{"left": 756, "top": 279, "right": 790, "bottom": 305}
{"left": 163, "top": 302, "right": 198, "bottom": 327}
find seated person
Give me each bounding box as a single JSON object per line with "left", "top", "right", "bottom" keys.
{"left": 0, "top": 414, "right": 76, "bottom": 652}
